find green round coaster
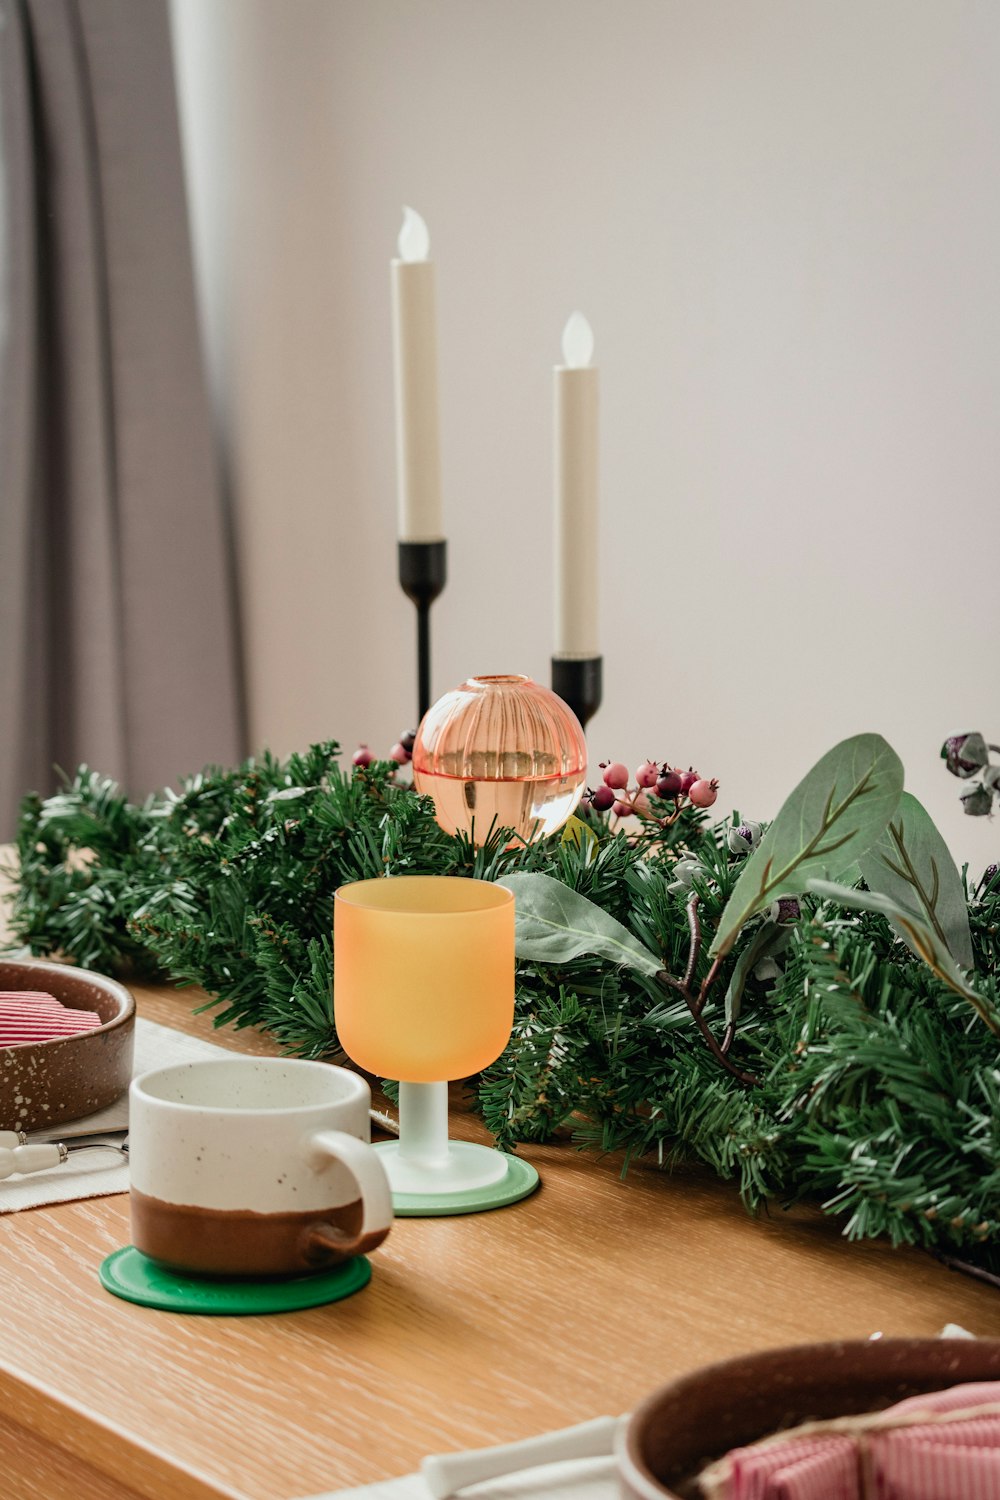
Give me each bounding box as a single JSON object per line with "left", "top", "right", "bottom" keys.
{"left": 387, "top": 1150, "right": 540, "bottom": 1217}
{"left": 98, "top": 1246, "right": 371, "bottom": 1314}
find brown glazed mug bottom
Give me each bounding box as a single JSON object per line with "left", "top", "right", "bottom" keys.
{"left": 131, "top": 1189, "right": 390, "bottom": 1279}
{"left": 618, "top": 1337, "right": 1000, "bottom": 1499}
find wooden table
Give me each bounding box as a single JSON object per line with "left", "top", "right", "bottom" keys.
{"left": 2, "top": 980, "right": 1000, "bottom": 1500}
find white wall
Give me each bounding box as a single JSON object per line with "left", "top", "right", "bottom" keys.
{"left": 170, "top": 0, "right": 1000, "bottom": 871}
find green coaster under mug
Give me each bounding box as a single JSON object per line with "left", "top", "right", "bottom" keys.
{"left": 99, "top": 1246, "right": 371, "bottom": 1314}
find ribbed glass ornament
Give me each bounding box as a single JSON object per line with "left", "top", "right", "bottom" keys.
{"left": 412, "top": 675, "right": 588, "bottom": 844}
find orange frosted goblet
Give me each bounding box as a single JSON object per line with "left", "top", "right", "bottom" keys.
{"left": 334, "top": 876, "right": 538, "bottom": 1214}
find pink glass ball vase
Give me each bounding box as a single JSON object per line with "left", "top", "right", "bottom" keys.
{"left": 412, "top": 675, "right": 588, "bottom": 845}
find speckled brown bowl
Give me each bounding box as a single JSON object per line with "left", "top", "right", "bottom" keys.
{"left": 617, "top": 1337, "right": 1000, "bottom": 1498}
{"left": 0, "top": 959, "right": 135, "bottom": 1132}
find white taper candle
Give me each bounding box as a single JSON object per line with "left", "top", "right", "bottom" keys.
{"left": 554, "top": 312, "right": 599, "bottom": 657}
{"left": 392, "top": 207, "right": 444, "bottom": 541}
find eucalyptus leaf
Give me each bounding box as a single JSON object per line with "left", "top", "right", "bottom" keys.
{"left": 498, "top": 872, "right": 662, "bottom": 977}
{"left": 710, "top": 734, "right": 904, "bottom": 959}
{"left": 724, "top": 923, "right": 791, "bottom": 1028}
{"left": 859, "top": 792, "right": 974, "bottom": 971}
{"left": 806, "top": 878, "right": 1000, "bottom": 1033}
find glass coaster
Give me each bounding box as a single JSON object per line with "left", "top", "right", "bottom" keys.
{"left": 99, "top": 1246, "right": 371, "bottom": 1314}
{"left": 385, "top": 1149, "right": 540, "bottom": 1217}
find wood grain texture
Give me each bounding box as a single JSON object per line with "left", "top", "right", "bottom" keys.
{"left": 0, "top": 1396, "right": 239, "bottom": 1500}
{"left": 2, "top": 980, "right": 1000, "bottom": 1500}
{"left": 0, "top": 1409, "right": 154, "bottom": 1500}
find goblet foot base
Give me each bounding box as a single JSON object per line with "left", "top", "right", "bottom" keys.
{"left": 376, "top": 1141, "right": 539, "bottom": 1217}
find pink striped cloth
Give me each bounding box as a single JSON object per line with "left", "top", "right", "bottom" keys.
{"left": 703, "top": 1382, "right": 1000, "bottom": 1500}
{"left": 871, "top": 1385, "right": 1000, "bottom": 1500}
{"left": 726, "top": 1436, "right": 857, "bottom": 1499}
{"left": 0, "top": 991, "right": 102, "bottom": 1045}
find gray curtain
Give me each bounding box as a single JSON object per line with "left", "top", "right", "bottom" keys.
{"left": 0, "top": 0, "right": 245, "bottom": 839}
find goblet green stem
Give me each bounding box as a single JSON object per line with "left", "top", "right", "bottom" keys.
{"left": 398, "top": 1081, "right": 449, "bottom": 1169}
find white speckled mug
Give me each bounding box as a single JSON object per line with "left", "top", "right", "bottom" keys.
{"left": 128, "top": 1057, "right": 393, "bottom": 1278}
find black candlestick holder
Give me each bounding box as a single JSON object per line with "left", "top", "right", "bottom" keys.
{"left": 551, "top": 655, "right": 603, "bottom": 731}
{"left": 398, "top": 540, "right": 447, "bottom": 722}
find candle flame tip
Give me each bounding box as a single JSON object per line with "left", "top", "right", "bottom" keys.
{"left": 561, "top": 311, "right": 594, "bottom": 369}
{"left": 398, "top": 206, "right": 430, "bottom": 263}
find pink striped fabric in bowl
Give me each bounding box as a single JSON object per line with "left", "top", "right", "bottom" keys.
{"left": 0, "top": 991, "right": 102, "bottom": 1046}
{"left": 700, "top": 1381, "right": 1000, "bottom": 1499}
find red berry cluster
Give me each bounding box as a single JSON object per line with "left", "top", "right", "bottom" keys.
{"left": 584, "top": 760, "right": 719, "bottom": 822}
{"left": 352, "top": 729, "right": 416, "bottom": 770}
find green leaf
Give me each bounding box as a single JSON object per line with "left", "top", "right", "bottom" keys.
{"left": 560, "top": 816, "right": 598, "bottom": 860}
{"left": 806, "top": 878, "right": 1000, "bottom": 1034}
{"left": 710, "top": 734, "right": 904, "bottom": 959}
{"left": 724, "top": 923, "right": 791, "bottom": 1028}
{"left": 859, "top": 792, "right": 974, "bottom": 971}
{"left": 498, "top": 872, "right": 662, "bottom": 977}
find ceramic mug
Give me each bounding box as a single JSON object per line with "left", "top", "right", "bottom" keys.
{"left": 128, "top": 1056, "right": 393, "bottom": 1277}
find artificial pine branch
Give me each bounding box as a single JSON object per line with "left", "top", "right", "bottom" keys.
{"left": 8, "top": 743, "right": 1000, "bottom": 1278}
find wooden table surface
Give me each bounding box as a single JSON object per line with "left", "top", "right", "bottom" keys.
{"left": 2, "top": 979, "right": 1000, "bottom": 1500}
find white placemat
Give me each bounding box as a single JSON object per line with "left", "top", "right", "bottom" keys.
{"left": 303, "top": 1454, "right": 618, "bottom": 1500}
{"left": 0, "top": 1016, "right": 239, "bottom": 1213}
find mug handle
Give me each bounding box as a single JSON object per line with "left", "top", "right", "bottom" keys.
{"left": 300, "top": 1130, "right": 393, "bottom": 1260}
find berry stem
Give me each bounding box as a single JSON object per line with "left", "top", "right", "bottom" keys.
{"left": 655, "top": 912, "right": 757, "bottom": 1085}
{"left": 696, "top": 956, "right": 724, "bottom": 1021}
{"left": 656, "top": 970, "right": 758, "bottom": 1087}
{"left": 683, "top": 894, "right": 702, "bottom": 993}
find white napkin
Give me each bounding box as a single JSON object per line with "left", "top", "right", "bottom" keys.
{"left": 0, "top": 1016, "right": 238, "bottom": 1213}
{"left": 299, "top": 1417, "right": 621, "bottom": 1500}
{"left": 303, "top": 1453, "right": 618, "bottom": 1500}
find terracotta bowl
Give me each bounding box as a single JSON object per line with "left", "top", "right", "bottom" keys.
{"left": 0, "top": 959, "right": 135, "bottom": 1132}
{"left": 617, "top": 1337, "right": 1000, "bottom": 1498}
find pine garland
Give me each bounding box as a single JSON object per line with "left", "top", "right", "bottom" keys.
{"left": 6, "top": 742, "right": 1000, "bottom": 1276}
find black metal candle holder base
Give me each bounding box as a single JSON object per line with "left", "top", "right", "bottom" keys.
{"left": 551, "top": 655, "right": 603, "bottom": 731}
{"left": 398, "top": 540, "right": 447, "bottom": 722}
